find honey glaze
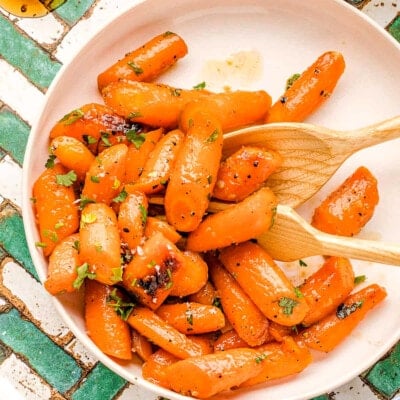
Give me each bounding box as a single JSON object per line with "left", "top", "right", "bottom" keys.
{"left": 0, "top": 0, "right": 65, "bottom": 18}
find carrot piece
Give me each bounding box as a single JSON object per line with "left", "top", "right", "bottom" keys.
{"left": 125, "top": 129, "right": 184, "bottom": 195}
{"left": 298, "top": 283, "right": 387, "bottom": 352}
{"left": 213, "top": 146, "right": 282, "bottom": 202}
{"left": 125, "top": 127, "right": 163, "bottom": 183}
{"left": 32, "top": 163, "right": 79, "bottom": 257}
{"left": 156, "top": 301, "right": 225, "bottom": 335}
{"left": 164, "top": 348, "right": 263, "bottom": 398}
{"left": 213, "top": 329, "right": 250, "bottom": 352}
{"left": 268, "top": 321, "right": 295, "bottom": 342}
{"left": 43, "top": 233, "right": 80, "bottom": 295}
{"left": 266, "top": 51, "right": 345, "bottom": 123}
{"left": 97, "top": 31, "right": 188, "bottom": 90}
{"left": 164, "top": 102, "right": 223, "bottom": 232}
{"left": 208, "top": 255, "right": 270, "bottom": 346}
{"left": 186, "top": 186, "right": 278, "bottom": 252}
{"left": 81, "top": 143, "right": 128, "bottom": 205}
{"left": 79, "top": 203, "right": 121, "bottom": 286}
{"left": 49, "top": 103, "right": 129, "bottom": 149}
{"left": 219, "top": 241, "right": 309, "bottom": 326}
{"left": 131, "top": 329, "right": 153, "bottom": 361}
{"left": 142, "top": 348, "right": 179, "bottom": 387}
{"left": 301, "top": 256, "right": 355, "bottom": 326}
{"left": 169, "top": 250, "right": 209, "bottom": 297}
{"left": 127, "top": 306, "right": 210, "bottom": 359}
{"left": 50, "top": 136, "right": 95, "bottom": 181}
{"left": 122, "top": 232, "right": 185, "bottom": 310}
{"left": 188, "top": 281, "right": 218, "bottom": 306}
{"left": 85, "top": 280, "right": 132, "bottom": 360}
{"left": 117, "top": 191, "right": 148, "bottom": 250}
{"left": 144, "top": 216, "right": 181, "bottom": 244}
{"left": 240, "top": 336, "right": 313, "bottom": 387}
{"left": 102, "top": 80, "right": 210, "bottom": 128}
{"left": 311, "top": 166, "right": 379, "bottom": 237}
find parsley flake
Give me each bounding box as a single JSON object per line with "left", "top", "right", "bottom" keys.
{"left": 60, "top": 108, "right": 84, "bottom": 125}
{"left": 255, "top": 353, "right": 268, "bottom": 364}
{"left": 45, "top": 154, "right": 56, "bottom": 169}
{"left": 286, "top": 73, "right": 301, "bottom": 90}
{"left": 193, "top": 81, "right": 206, "bottom": 90}
{"left": 56, "top": 170, "right": 77, "bottom": 187}
{"left": 107, "top": 288, "right": 135, "bottom": 320}
{"left": 73, "top": 263, "right": 96, "bottom": 289}
{"left": 126, "top": 130, "right": 146, "bottom": 149}
{"left": 113, "top": 188, "right": 128, "bottom": 203}
{"left": 278, "top": 297, "right": 298, "bottom": 315}
{"left": 206, "top": 129, "right": 220, "bottom": 143}
{"left": 127, "top": 62, "right": 144, "bottom": 75}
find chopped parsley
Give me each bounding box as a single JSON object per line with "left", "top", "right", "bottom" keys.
{"left": 79, "top": 196, "right": 95, "bottom": 210}
{"left": 255, "top": 353, "right": 268, "bottom": 364}
{"left": 193, "top": 81, "right": 206, "bottom": 90}
{"left": 286, "top": 73, "right": 301, "bottom": 90}
{"left": 127, "top": 111, "right": 143, "bottom": 119}
{"left": 111, "top": 266, "right": 123, "bottom": 283}
{"left": 59, "top": 108, "right": 84, "bottom": 125}
{"left": 100, "top": 132, "right": 112, "bottom": 147}
{"left": 90, "top": 175, "right": 100, "bottom": 183}
{"left": 113, "top": 188, "right": 128, "bottom": 203}
{"left": 56, "top": 170, "right": 77, "bottom": 187}
{"left": 139, "top": 204, "right": 147, "bottom": 225}
{"left": 206, "top": 129, "right": 220, "bottom": 143}
{"left": 73, "top": 263, "right": 96, "bottom": 289}
{"left": 127, "top": 61, "right": 144, "bottom": 75}
{"left": 299, "top": 259, "right": 308, "bottom": 267}
{"left": 278, "top": 297, "right": 298, "bottom": 315}
{"left": 107, "top": 288, "right": 135, "bottom": 320}
{"left": 45, "top": 154, "right": 56, "bottom": 169}
{"left": 126, "top": 130, "right": 146, "bottom": 149}
{"left": 354, "top": 275, "right": 367, "bottom": 285}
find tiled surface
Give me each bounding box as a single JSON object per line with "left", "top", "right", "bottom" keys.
{"left": 0, "top": 1, "right": 399, "bottom": 399}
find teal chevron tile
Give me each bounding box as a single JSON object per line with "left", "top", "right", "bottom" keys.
{"left": 71, "top": 362, "right": 126, "bottom": 400}
{"left": 388, "top": 15, "right": 400, "bottom": 43}
{"left": 0, "top": 15, "right": 61, "bottom": 90}
{"left": 0, "top": 207, "right": 37, "bottom": 280}
{"left": 0, "top": 108, "right": 30, "bottom": 165}
{"left": 0, "top": 307, "right": 82, "bottom": 394}
{"left": 56, "top": 0, "right": 96, "bottom": 25}
{"left": 365, "top": 342, "right": 400, "bottom": 397}
{"left": 310, "top": 396, "right": 329, "bottom": 400}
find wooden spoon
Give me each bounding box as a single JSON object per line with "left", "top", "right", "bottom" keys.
{"left": 223, "top": 115, "right": 400, "bottom": 208}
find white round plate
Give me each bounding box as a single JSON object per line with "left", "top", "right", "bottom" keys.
{"left": 22, "top": 1, "right": 400, "bottom": 399}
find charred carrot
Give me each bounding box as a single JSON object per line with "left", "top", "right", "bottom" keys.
{"left": 266, "top": 51, "right": 345, "bottom": 123}
{"left": 311, "top": 166, "right": 379, "bottom": 237}
{"left": 85, "top": 280, "right": 132, "bottom": 360}
{"left": 186, "top": 186, "right": 277, "bottom": 252}
{"left": 142, "top": 348, "right": 179, "bottom": 387}
{"left": 32, "top": 163, "right": 79, "bottom": 257}
{"left": 97, "top": 31, "right": 188, "bottom": 90}
{"left": 144, "top": 216, "right": 181, "bottom": 244}
{"left": 213, "top": 146, "right": 282, "bottom": 202}
{"left": 219, "top": 241, "right": 309, "bottom": 326}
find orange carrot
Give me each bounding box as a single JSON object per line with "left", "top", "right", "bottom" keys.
{"left": 32, "top": 163, "right": 79, "bottom": 257}
{"left": 186, "top": 186, "right": 277, "bottom": 252}
{"left": 299, "top": 284, "right": 387, "bottom": 352}
{"left": 125, "top": 129, "right": 184, "bottom": 195}
{"left": 44, "top": 233, "right": 80, "bottom": 295}
{"left": 81, "top": 143, "right": 128, "bottom": 205}
{"left": 79, "top": 203, "right": 121, "bottom": 286}
{"left": 50, "top": 136, "right": 95, "bottom": 181}
{"left": 131, "top": 329, "right": 154, "bottom": 361}
{"left": 311, "top": 166, "right": 379, "bottom": 237}
{"left": 208, "top": 255, "right": 270, "bottom": 346}
{"left": 188, "top": 281, "right": 218, "bottom": 306}
{"left": 122, "top": 232, "right": 185, "bottom": 310}
{"left": 219, "top": 241, "right": 309, "bottom": 326}
{"left": 164, "top": 348, "right": 263, "bottom": 398}
{"left": 142, "top": 349, "right": 179, "bottom": 388}
{"left": 301, "top": 256, "right": 355, "bottom": 326}
{"left": 164, "top": 101, "right": 223, "bottom": 232}
{"left": 117, "top": 191, "right": 148, "bottom": 250}
{"left": 127, "top": 306, "right": 210, "bottom": 359}
{"left": 213, "top": 329, "right": 250, "bottom": 352}
{"left": 85, "top": 280, "right": 132, "bottom": 360}
{"left": 97, "top": 31, "right": 188, "bottom": 90}
{"left": 144, "top": 216, "right": 181, "bottom": 244}
{"left": 266, "top": 51, "right": 345, "bottom": 123}
{"left": 213, "top": 146, "right": 282, "bottom": 202}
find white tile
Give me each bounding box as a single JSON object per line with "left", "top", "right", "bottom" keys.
{"left": 362, "top": 2, "right": 400, "bottom": 28}
{"left": 330, "top": 376, "right": 377, "bottom": 400}
{"left": 0, "top": 155, "right": 22, "bottom": 208}
{"left": 65, "top": 338, "right": 98, "bottom": 368}
{"left": 118, "top": 382, "right": 160, "bottom": 400}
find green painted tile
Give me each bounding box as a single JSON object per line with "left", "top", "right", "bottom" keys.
{"left": 71, "top": 362, "right": 126, "bottom": 400}
{"left": 0, "top": 109, "right": 30, "bottom": 165}
{"left": 309, "top": 396, "right": 329, "bottom": 400}
{"left": 0, "top": 208, "right": 37, "bottom": 280}
{"left": 56, "top": 0, "right": 95, "bottom": 25}
{"left": 365, "top": 342, "right": 400, "bottom": 397}
{"left": 0, "top": 15, "right": 61, "bottom": 90}
{"left": 388, "top": 15, "right": 400, "bottom": 43}
{"left": 0, "top": 308, "right": 82, "bottom": 393}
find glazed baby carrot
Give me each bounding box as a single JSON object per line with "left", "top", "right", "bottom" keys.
{"left": 164, "top": 101, "right": 223, "bottom": 232}
{"left": 79, "top": 202, "right": 121, "bottom": 285}
{"left": 219, "top": 240, "right": 309, "bottom": 326}
{"left": 208, "top": 255, "right": 270, "bottom": 346}
{"left": 213, "top": 146, "right": 282, "bottom": 202}
{"left": 142, "top": 348, "right": 179, "bottom": 387}
{"left": 122, "top": 232, "right": 185, "bottom": 310}
{"left": 188, "top": 281, "right": 218, "bottom": 306}
{"left": 102, "top": 80, "right": 210, "bottom": 128}
{"left": 169, "top": 250, "right": 209, "bottom": 298}
{"left": 186, "top": 186, "right": 278, "bottom": 252}
{"left": 144, "top": 216, "right": 181, "bottom": 244}
{"left": 125, "top": 129, "right": 184, "bottom": 195}
{"left": 213, "top": 329, "right": 250, "bottom": 352}
{"left": 81, "top": 143, "right": 128, "bottom": 205}
{"left": 117, "top": 191, "right": 148, "bottom": 250}
{"left": 44, "top": 233, "right": 80, "bottom": 295}
{"left": 32, "top": 163, "right": 79, "bottom": 257}
{"left": 50, "top": 136, "right": 95, "bottom": 181}
{"left": 163, "top": 348, "right": 263, "bottom": 398}
{"left": 127, "top": 306, "right": 210, "bottom": 359}
{"left": 311, "top": 166, "right": 379, "bottom": 236}
{"left": 301, "top": 256, "right": 355, "bottom": 326}
{"left": 97, "top": 31, "right": 188, "bottom": 90}
{"left": 266, "top": 51, "right": 345, "bottom": 123}
{"left": 131, "top": 329, "right": 153, "bottom": 361}
{"left": 85, "top": 280, "right": 132, "bottom": 360}
{"left": 156, "top": 302, "right": 225, "bottom": 334}
{"left": 299, "top": 283, "right": 387, "bottom": 352}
